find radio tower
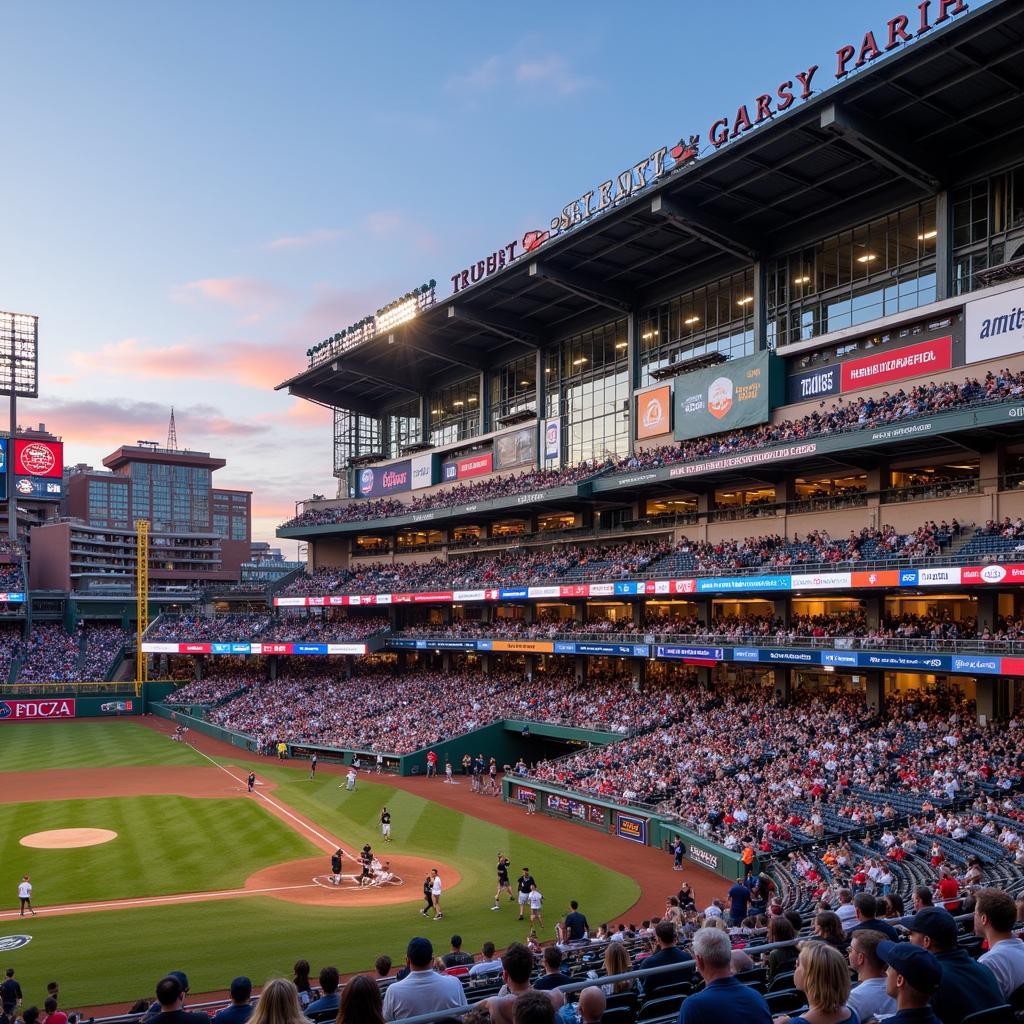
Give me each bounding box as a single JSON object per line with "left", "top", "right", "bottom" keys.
{"left": 166, "top": 408, "right": 178, "bottom": 451}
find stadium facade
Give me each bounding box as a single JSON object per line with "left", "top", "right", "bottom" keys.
{"left": 217, "top": 0, "right": 1024, "bottom": 722}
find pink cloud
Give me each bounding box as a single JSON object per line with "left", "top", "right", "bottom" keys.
{"left": 174, "top": 276, "right": 290, "bottom": 313}
{"left": 265, "top": 228, "right": 348, "bottom": 251}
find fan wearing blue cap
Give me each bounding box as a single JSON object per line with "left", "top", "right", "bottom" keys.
{"left": 875, "top": 940, "right": 942, "bottom": 1023}
{"left": 906, "top": 906, "right": 1003, "bottom": 1024}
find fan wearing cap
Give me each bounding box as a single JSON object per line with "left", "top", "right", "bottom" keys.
{"left": 875, "top": 940, "right": 943, "bottom": 1023}
{"left": 211, "top": 978, "right": 253, "bottom": 1024}
{"left": 146, "top": 975, "right": 208, "bottom": 1024}
{"left": 906, "top": 906, "right": 1003, "bottom": 1024}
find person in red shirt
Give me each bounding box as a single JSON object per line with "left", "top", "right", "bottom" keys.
{"left": 42, "top": 997, "right": 67, "bottom": 1024}
{"left": 937, "top": 868, "right": 960, "bottom": 911}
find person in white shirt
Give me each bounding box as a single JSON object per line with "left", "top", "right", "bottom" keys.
{"left": 430, "top": 868, "right": 443, "bottom": 920}
{"left": 528, "top": 884, "right": 544, "bottom": 929}
{"left": 835, "top": 889, "right": 858, "bottom": 931}
{"left": 468, "top": 942, "right": 503, "bottom": 977}
{"left": 382, "top": 937, "right": 467, "bottom": 1022}
{"left": 17, "top": 876, "right": 34, "bottom": 917}
{"left": 847, "top": 927, "right": 897, "bottom": 1021}
{"left": 975, "top": 887, "right": 1024, "bottom": 1000}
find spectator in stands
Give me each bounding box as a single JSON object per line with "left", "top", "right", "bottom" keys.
{"left": 337, "top": 976, "right": 383, "bottom": 1024}
{"left": 517, "top": 991, "right": 559, "bottom": 1024}
{"left": 974, "top": 887, "right": 1024, "bottom": 1000}
{"left": 374, "top": 956, "right": 392, "bottom": 981}
{"left": 875, "top": 940, "right": 943, "bottom": 1024}
{"left": 291, "top": 963, "right": 312, "bottom": 1009}
{"left": 834, "top": 890, "right": 857, "bottom": 932}
{"left": 598, "top": 943, "right": 635, "bottom": 997}
{"left": 469, "top": 942, "right": 503, "bottom": 978}
{"left": 679, "top": 927, "right": 771, "bottom": 1024}
{"left": 765, "top": 916, "right": 798, "bottom": 983}
{"left": 246, "top": 981, "right": 307, "bottom": 1024}
{"left": 305, "top": 967, "right": 340, "bottom": 1016}
{"left": 486, "top": 944, "right": 564, "bottom": 1024}
{"left": 811, "top": 912, "right": 847, "bottom": 956}
{"left": 41, "top": 998, "right": 66, "bottom": 1024}
{"left": 775, "top": 941, "right": 855, "bottom": 1024}
{"left": 149, "top": 976, "right": 208, "bottom": 1024}
{"left": 907, "top": 906, "right": 1004, "bottom": 1024}
{"left": 639, "top": 921, "right": 691, "bottom": 1000}
{"left": 533, "top": 948, "right": 569, "bottom": 991}
{"left": 381, "top": 938, "right": 467, "bottom": 1022}
{"left": 210, "top": 979, "right": 252, "bottom": 1024}
{"left": 441, "top": 936, "right": 474, "bottom": 969}
{"left": 846, "top": 930, "right": 897, "bottom": 1022}
{"left": 851, "top": 893, "right": 899, "bottom": 941}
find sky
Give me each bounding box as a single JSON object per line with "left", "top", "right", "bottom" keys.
{"left": 0, "top": 0, "right": 986, "bottom": 552}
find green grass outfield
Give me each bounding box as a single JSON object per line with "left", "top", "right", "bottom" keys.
{"left": 0, "top": 722, "right": 640, "bottom": 1009}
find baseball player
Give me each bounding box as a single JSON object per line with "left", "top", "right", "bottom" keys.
{"left": 330, "top": 849, "right": 343, "bottom": 886}
{"left": 492, "top": 854, "right": 513, "bottom": 910}
{"left": 380, "top": 807, "right": 392, "bottom": 842}
{"left": 247, "top": 771, "right": 256, "bottom": 793}
{"left": 344, "top": 767, "right": 356, "bottom": 791}
{"left": 309, "top": 754, "right": 318, "bottom": 780}
{"left": 17, "top": 875, "right": 34, "bottom": 917}
{"left": 516, "top": 867, "right": 536, "bottom": 921}
{"left": 359, "top": 845, "right": 373, "bottom": 887}
{"left": 430, "top": 868, "right": 443, "bottom": 920}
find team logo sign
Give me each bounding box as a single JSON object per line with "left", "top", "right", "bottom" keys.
{"left": 0, "top": 935, "right": 32, "bottom": 951}
{"left": 359, "top": 469, "right": 374, "bottom": 493}
{"left": 18, "top": 442, "right": 55, "bottom": 475}
{"left": 707, "top": 376, "right": 734, "bottom": 420}
{"left": 642, "top": 396, "right": 665, "bottom": 433}
{"left": 0, "top": 703, "right": 10, "bottom": 719}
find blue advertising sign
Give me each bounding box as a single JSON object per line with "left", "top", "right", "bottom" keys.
{"left": 821, "top": 650, "right": 860, "bottom": 667}
{"left": 950, "top": 655, "right": 1001, "bottom": 675}
{"left": 13, "top": 476, "right": 63, "bottom": 500}
{"left": 498, "top": 588, "right": 529, "bottom": 600}
{"left": 758, "top": 648, "right": 822, "bottom": 664}
{"left": 294, "top": 644, "right": 328, "bottom": 655}
{"left": 614, "top": 581, "right": 644, "bottom": 595}
{"left": 572, "top": 642, "right": 651, "bottom": 658}
{"left": 734, "top": 648, "right": 760, "bottom": 661}
{"left": 356, "top": 460, "right": 412, "bottom": 498}
{"left": 899, "top": 570, "right": 919, "bottom": 586}
{"left": 859, "top": 651, "right": 949, "bottom": 671}
{"left": 655, "top": 645, "right": 724, "bottom": 661}
{"left": 615, "top": 812, "right": 649, "bottom": 845}
{"left": 696, "top": 574, "right": 792, "bottom": 593}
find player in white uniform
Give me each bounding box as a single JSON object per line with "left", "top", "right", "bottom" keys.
{"left": 18, "top": 875, "right": 34, "bottom": 917}
{"left": 528, "top": 884, "right": 544, "bottom": 928}
{"left": 430, "top": 868, "right": 443, "bottom": 919}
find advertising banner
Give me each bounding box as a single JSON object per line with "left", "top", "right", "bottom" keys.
{"left": 860, "top": 651, "right": 949, "bottom": 671}
{"left": 13, "top": 439, "right": 63, "bottom": 478}
{"left": 410, "top": 452, "right": 434, "bottom": 491}
{"left": 544, "top": 418, "right": 561, "bottom": 461}
{"left": 484, "top": 640, "right": 555, "bottom": 653}
{"left": 14, "top": 476, "right": 63, "bottom": 500}
{"left": 965, "top": 285, "right": 1024, "bottom": 365}
{"left": 655, "top": 645, "right": 725, "bottom": 662}
{"left": 840, "top": 336, "right": 952, "bottom": 392}
{"left": 546, "top": 794, "right": 603, "bottom": 823}
{"left": 696, "top": 574, "right": 792, "bottom": 593}
{"left": 357, "top": 460, "right": 412, "bottom": 498}
{"left": 787, "top": 363, "right": 840, "bottom": 403}
{"left": 0, "top": 592, "right": 25, "bottom": 604}
{"left": 615, "top": 813, "right": 649, "bottom": 845}
{"left": 444, "top": 453, "right": 493, "bottom": 481}
{"left": 494, "top": 425, "right": 536, "bottom": 470}
{"left": 636, "top": 385, "right": 672, "bottom": 440}
{"left": 0, "top": 699, "right": 76, "bottom": 721}
{"left": 674, "top": 352, "right": 781, "bottom": 441}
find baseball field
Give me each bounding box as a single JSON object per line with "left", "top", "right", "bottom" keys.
{"left": 0, "top": 719, "right": 677, "bottom": 1014}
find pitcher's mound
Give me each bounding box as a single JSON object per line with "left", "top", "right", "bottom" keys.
{"left": 20, "top": 828, "right": 118, "bottom": 849}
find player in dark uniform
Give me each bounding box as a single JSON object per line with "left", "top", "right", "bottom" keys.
{"left": 380, "top": 807, "right": 392, "bottom": 842}
{"left": 359, "top": 844, "right": 373, "bottom": 887}
{"left": 487, "top": 758, "right": 499, "bottom": 795}
{"left": 516, "top": 868, "right": 537, "bottom": 920}
{"left": 309, "top": 753, "right": 318, "bottom": 780}
{"left": 421, "top": 873, "right": 434, "bottom": 916}
{"left": 492, "top": 854, "right": 513, "bottom": 910}
{"left": 247, "top": 771, "right": 256, "bottom": 793}
{"left": 330, "top": 849, "right": 343, "bottom": 886}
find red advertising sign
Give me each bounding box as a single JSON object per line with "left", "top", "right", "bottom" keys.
{"left": 458, "top": 453, "right": 493, "bottom": 478}
{"left": 14, "top": 439, "right": 64, "bottom": 478}
{"left": 961, "top": 564, "right": 1024, "bottom": 585}
{"left": 851, "top": 570, "right": 901, "bottom": 588}
{"left": 841, "top": 336, "right": 952, "bottom": 393}
{"left": 0, "top": 699, "right": 76, "bottom": 721}
{"left": 181, "top": 643, "right": 211, "bottom": 654}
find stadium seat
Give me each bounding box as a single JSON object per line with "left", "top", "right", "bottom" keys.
{"left": 734, "top": 967, "right": 767, "bottom": 988}
{"left": 960, "top": 1006, "right": 1015, "bottom": 1024}
{"left": 604, "top": 991, "right": 639, "bottom": 1013}
{"left": 636, "top": 993, "right": 686, "bottom": 1020}
{"left": 600, "top": 1006, "right": 636, "bottom": 1024}
{"left": 767, "top": 971, "right": 796, "bottom": 992}
{"left": 764, "top": 989, "right": 806, "bottom": 1015}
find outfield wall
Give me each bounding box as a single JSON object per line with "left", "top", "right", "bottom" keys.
{"left": 0, "top": 692, "right": 141, "bottom": 721}
{"left": 502, "top": 776, "right": 749, "bottom": 882}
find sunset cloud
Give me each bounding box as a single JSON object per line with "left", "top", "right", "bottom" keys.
{"left": 264, "top": 227, "right": 348, "bottom": 251}
{"left": 173, "top": 276, "right": 291, "bottom": 313}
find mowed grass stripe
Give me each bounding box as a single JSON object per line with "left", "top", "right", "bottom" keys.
{"left": 0, "top": 796, "right": 316, "bottom": 904}
{"left": 0, "top": 721, "right": 207, "bottom": 772}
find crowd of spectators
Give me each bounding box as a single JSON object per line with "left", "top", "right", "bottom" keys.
{"left": 147, "top": 615, "right": 273, "bottom": 643}
{"left": 282, "top": 463, "right": 609, "bottom": 530}
{"left": 258, "top": 616, "right": 391, "bottom": 643}
{"left": 14, "top": 623, "right": 129, "bottom": 683}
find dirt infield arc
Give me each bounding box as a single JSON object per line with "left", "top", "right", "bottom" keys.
{"left": 0, "top": 760, "right": 459, "bottom": 919}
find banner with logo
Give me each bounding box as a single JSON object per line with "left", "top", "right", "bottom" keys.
{"left": 787, "top": 363, "right": 839, "bottom": 403}
{"left": 0, "top": 699, "right": 76, "bottom": 721}
{"left": 443, "top": 452, "right": 493, "bottom": 481}
{"left": 840, "top": 336, "right": 951, "bottom": 392}
{"left": 965, "top": 285, "right": 1024, "bottom": 365}
{"left": 356, "top": 460, "right": 412, "bottom": 497}
{"left": 410, "top": 452, "right": 434, "bottom": 491}
{"left": 14, "top": 439, "right": 63, "bottom": 478}
{"left": 674, "top": 351, "right": 781, "bottom": 441}
{"left": 494, "top": 425, "right": 536, "bottom": 470}
{"left": 615, "top": 812, "right": 648, "bottom": 844}
{"left": 636, "top": 385, "right": 672, "bottom": 440}
{"left": 544, "top": 418, "right": 561, "bottom": 461}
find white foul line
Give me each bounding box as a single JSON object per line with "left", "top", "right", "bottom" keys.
{"left": 186, "top": 743, "right": 350, "bottom": 857}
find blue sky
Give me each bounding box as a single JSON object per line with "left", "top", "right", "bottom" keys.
{"left": 0, "top": 0, "right": 982, "bottom": 548}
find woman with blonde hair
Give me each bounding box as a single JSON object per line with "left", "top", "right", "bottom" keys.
{"left": 773, "top": 941, "right": 855, "bottom": 1024}
{"left": 249, "top": 980, "right": 310, "bottom": 1024}
{"left": 599, "top": 942, "right": 635, "bottom": 996}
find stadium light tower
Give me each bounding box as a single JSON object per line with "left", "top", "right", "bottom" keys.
{"left": 0, "top": 311, "right": 39, "bottom": 542}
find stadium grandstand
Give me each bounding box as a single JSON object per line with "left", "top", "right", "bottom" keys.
{"left": 11, "top": 3, "right": 1024, "bottom": 1023}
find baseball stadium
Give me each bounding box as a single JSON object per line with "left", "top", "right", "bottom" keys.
{"left": 5, "top": 2, "right": 1024, "bottom": 1023}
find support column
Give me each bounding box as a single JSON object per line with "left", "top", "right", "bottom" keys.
{"left": 631, "top": 601, "right": 645, "bottom": 628}
{"left": 574, "top": 603, "right": 586, "bottom": 625}
{"left": 753, "top": 258, "right": 767, "bottom": 350}
{"left": 524, "top": 654, "right": 537, "bottom": 682}
{"left": 934, "top": 190, "right": 951, "bottom": 301}
{"left": 695, "top": 599, "right": 710, "bottom": 626}
{"left": 397, "top": 650, "right": 409, "bottom": 670}
{"left": 574, "top": 655, "right": 587, "bottom": 685}
{"left": 627, "top": 310, "right": 641, "bottom": 452}
{"left": 535, "top": 347, "right": 548, "bottom": 465}
{"left": 481, "top": 653, "right": 493, "bottom": 677}
{"left": 774, "top": 666, "right": 792, "bottom": 702}
{"left": 479, "top": 369, "right": 491, "bottom": 435}
{"left": 631, "top": 659, "right": 646, "bottom": 691}
{"left": 419, "top": 396, "right": 432, "bottom": 448}
{"left": 343, "top": 659, "right": 353, "bottom": 680}
{"left": 865, "top": 671, "right": 883, "bottom": 715}
{"left": 772, "top": 599, "right": 790, "bottom": 628}
{"left": 980, "top": 447, "right": 1005, "bottom": 492}
{"left": 269, "top": 655, "right": 278, "bottom": 681}
{"left": 194, "top": 655, "right": 203, "bottom": 681}
{"left": 693, "top": 665, "right": 712, "bottom": 688}
{"left": 976, "top": 676, "right": 995, "bottom": 724}
{"left": 442, "top": 652, "right": 452, "bottom": 673}
{"left": 864, "top": 596, "right": 881, "bottom": 631}
{"left": 977, "top": 592, "right": 996, "bottom": 633}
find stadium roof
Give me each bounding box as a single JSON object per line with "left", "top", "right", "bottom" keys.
{"left": 277, "top": 0, "right": 1024, "bottom": 416}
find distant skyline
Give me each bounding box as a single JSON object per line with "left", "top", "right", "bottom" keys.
{"left": 0, "top": 0, "right": 986, "bottom": 550}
